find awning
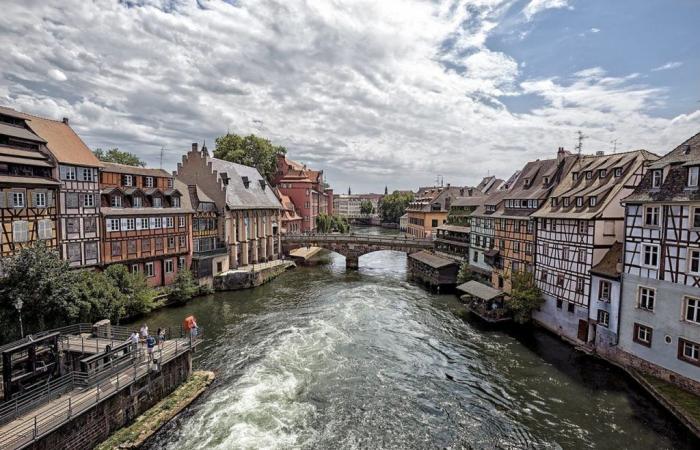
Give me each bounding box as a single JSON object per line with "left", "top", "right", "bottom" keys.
{"left": 456, "top": 280, "right": 503, "bottom": 301}
{"left": 484, "top": 249, "right": 499, "bottom": 258}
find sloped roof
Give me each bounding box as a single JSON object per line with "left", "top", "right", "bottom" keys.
{"left": 173, "top": 178, "right": 194, "bottom": 212}
{"left": 533, "top": 150, "right": 658, "bottom": 219}
{"left": 0, "top": 122, "right": 46, "bottom": 143}
{"left": 20, "top": 112, "right": 100, "bottom": 167}
{"left": 456, "top": 280, "right": 503, "bottom": 301}
{"left": 590, "top": 242, "right": 622, "bottom": 279}
{"left": 102, "top": 162, "right": 171, "bottom": 177}
{"left": 409, "top": 250, "right": 456, "bottom": 268}
{"left": 209, "top": 157, "right": 282, "bottom": 210}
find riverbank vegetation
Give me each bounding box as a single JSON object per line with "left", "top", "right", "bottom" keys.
{"left": 316, "top": 213, "right": 350, "bottom": 233}
{"left": 0, "top": 244, "right": 201, "bottom": 344}
{"left": 213, "top": 132, "right": 286, "bottom": 183}
{"left": 508, "top": 271, "right": 543, "bottom": 324}
{"left": 379, "top": 191, "right": 414, "bottom": 223}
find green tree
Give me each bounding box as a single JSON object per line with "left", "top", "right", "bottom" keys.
{"left": 73, "top": 270, "right": 126, "bottom": 324}
{"left": 169, "top": 270, "right": 199, "bottom": 305}
{"left": 456, "top": 261, "right": 475, "bottom": 284}
{"left": 104, "top": 265, "right": 158, "bottom": 318}
{"left": 360, "top": 199, "right": 374, "bottom": 216}
{"left": 93, "top": 148, "right": 146, "bottom": 166}
{"left": 507, "top": 270, "right": 543, "bottom": 324}
{"left": 213, "top": 133, "right": 286, "bottom": 183}
{"left": 316, "top": 213, "right": 350, "bottom": 233}
{"left": 0, "top": 243, "right": 80, "bottom": 342}
{"left": 379, "top": 191, "right": 414, "bottom": 223}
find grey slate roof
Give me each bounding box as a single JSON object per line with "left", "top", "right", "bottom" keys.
{"left": 408, "top": 250, "right": 456, "bottom": 268}
{"left": 590, "top": 242, "right": 622, "bottom": 279}
{"left": 208, "top": 157, "right": 282, "bottom": 210}
{"left": 0, "top": 122, "right": 46, "bottom": 143}
{"left": 456, "top": 280, "right": 503, "bottom": 300}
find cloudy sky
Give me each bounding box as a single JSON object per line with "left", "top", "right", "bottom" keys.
{"left": 1, "top": 0, "right": 699, "bottom": 193}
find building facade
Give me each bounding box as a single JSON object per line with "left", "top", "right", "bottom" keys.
{"left": 617, "top": 133, "right": 700, "bottom": 390}
{"left": 532, "top": 150, "right": 656, "bottom": 343}
{"left": 186, "top": 183, "right": 228, "bottom": 285}
{"left": 23, "top": 114, "right": 103, "bottom": 268}
{"left": 406, "top": 186, "right": 475, "bottom": 238}
{"left": 176, "top": 143, "right": 283, "bottom": 269}
{"left": 99, "top": 163, "right": 193, "bottom": 287}
{"left": 0, "top": 108, "right": 59, "bottom": 257}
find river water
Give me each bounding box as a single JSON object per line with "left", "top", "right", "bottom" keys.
{"left": 141, "top": 227, "right": 698, "bottom": 450}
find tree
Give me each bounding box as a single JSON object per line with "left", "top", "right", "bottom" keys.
{"left": 456, "top": 261, "right": 475, "bottom": 285}
{"left": 379, "top": 191, "right": 414, "bottom": 223}
{"left": 360, "top": 199, "right": 374, "bottom": 216}
{"left": 316, "top": 213, "right": 350, "bottom": 233}
{"left": 169, "top": 270, "right": 199, "bottom": 305}
{"left": 93, "top": 148, "right": 146, "bottom": 166}
{"left": 213, "top": 133, "right": 286, "bottom": 183}
{"left": 507, "top": 270, "right": 544, "bottom": 324}
{"left": 104, "top": 265, "right": 158, "bottom": 318}
{"left": 73, "top": 270, "right": 126, "bottom": 324}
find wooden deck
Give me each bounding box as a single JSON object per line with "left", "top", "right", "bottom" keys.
{"left": 0, "top": 336, "right": 198, "bottom": 450}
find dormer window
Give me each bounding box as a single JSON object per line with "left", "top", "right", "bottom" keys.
{"left": 153, "top": 197, "right": 162, "bottom": 208}
{"left": 585, "top": 171, "right": 592, "bottom": 180}
{"left": 614, "top": 167, "right": 622, "bottom": 177}
{"left": 651, "top": 170, "right": 663, "bottom": 189}
{"left": 167, "top": 178, "right": 173, "bottom": 189}
{"left": 133, "top": 196, "right": 142, "bottom": 208}
{"left": 123, "top": 175, "right": 133, "bottom": 186}
{"left": 576, "top": 197, "right": 583, "bottom": 207}
{"left": 572, "top": 172, "right": 578, "bottom": 181}
{"left": 172, "top": 197, "right": 180, "bottom": 207}
{"left": 563, "top": 197, "right": 570, "bottom": 207}
{"left": 543, "top": 177, "right": 549, "bottom": 185}
{"left": 551, "top": 198, "right": 557, "bottom": 207}
{"left": 111, "top": 195, "right": 122, "bottom": 208}
{"left": 524, "top": 178, "right": 530, "bottom": 187}
{"left": 589, "top": 196, "right": 597, "bottom": 207}
{"left": 145, "top": 177, "right": 154, "bottom": 188}
{"left": 688, "top": 167, "right": 699, "bottom": 188}
{"left": 599, "top": 169, "right": 607, "bottom": 178}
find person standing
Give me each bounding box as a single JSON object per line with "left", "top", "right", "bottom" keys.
{"left": 146, "top": 334, "right": 156, "bottom": 364}
{"left": 139, "top": 324, "right": 149, "bottom": 341}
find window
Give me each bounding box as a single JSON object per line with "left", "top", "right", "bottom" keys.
{"left": 165, "top": 259, "right": 174, "bottom": 273}
{"left": 540, "top": 270, "right": 548, "bottom": 282}
{"left": 572, "top": 172, "right": 578, "bottom": 181}
{"left": 638, "top": 286, "right": 655, "bottom": 311}
{"left": 172, "top": 197, "right": 181, "bottom": 207}
{"left": 154, "top": 217, "right": 162, "bottom": 228}
{"left": 679, "top": 339, "right": 700, "bottom": 366}
{"left": 127, "top": 240, "right": 137, "bottom": 254}
{"left": 556, "top": 299, "right": 563, "bottom": 309}
{"left": 167, "top": 178, "right": 174, "bottom": 189}
{"left": 66, "top": 217, "right": 80, "bottom": 233}
{"left": 557, "top": 274, "right": 564, "bottom": 287}
{"left": 111, "top": 195, "right": 122, "bottom": 208}
{"left": 567, "top": 302, "right": 575, "bottom": 313}
{"left": 599, "top": 280, "right": 611, "bottom": 301}
{"left": 576, "top": 278, "right": 584, "bottom": 294}
{"left": 589, "top": 196, "right": 597, "bottom": 207}
{"left": 578, "top": 249, "right": 586, "bottom": 263}
{"left": 111, "top": 241, "right": 122, "bottom": 257}
{"left": 107, "top": 219, "right": 120, "bottom": 232}
{"left": 563, "top": 197, "right": 570, "bottom": 207}
{"left": 614, "top": 167, "right": 622, "bottom": 177}
{"left": 543, "top": 176, "right": 549, "bottom": 185}
{"left": 168, "top": 236, "right": 175, "bottom": 248}
{"left": 576, "top": 197, "right": 583, "bottom": 207}
{"left": 124, "top": 175, "right": 133, "bottom": 186}
{"left": 62, "top": 166, "right": 77, "bottom": 180}
{"left": 155, "top": 238, "right": 164, "bottom": 251}
{"left": 85, "top": 242, "right": 98, "bottom": 260}
{"left": 578, "top": 221, "right": 587, "bottom": 234}
{"left": 688, "top": 248, "right": 700, "bottom": 275}
{"left": 82, "top": 167, "right": 94, "bottom": 182}
{"left": 633, "top": 323, "right": 652, "bottom": 347}
{"left": 597, "top": 310, "right": 609, "bottom": 327}
{"left": 644, "top": 206, "right": 660, "bottom": 227}
{"left": 642, "top": 244, "right": 659, "bottom": 268}
{"left": 145, "top": 177, "right": 154, "bottom": 188}
{"left": 177, "top": 256, "right": 186, "bottom": 270}
{"left": 12, "top": 220, "right": 28, "bottom": 242}
{"left": 551, "top": 198, "right": 557, "bottom": 207}
{"left": 68, "top": 243, "right": 81, "bottom": 262}
{"left": 133, "top": 196, "right": 142, "bottom": 208}
{"left": 693, "top": 208, "right": 700, "bottom": 228}
{"left": 34, "top": 192, "right": 46, "bottom": 207}
{"left": 685, "top": 297, "right": 700, "bottom": 324}
{"left": 472, "top": 251, "right": 478, "bottom": 262}
{"left": 84, "top": 217, "right": 97, "bottom": 233}
{"left": 153, "top": 197, "right": 162, "bottom": 208}
{"left": 142, "top": 238, "right": 151, "bottom": 252}
{"left": 179, "top": 216, "right": 185, "bottom": 227}
{"left": 125, "top": 218, "right": 136, "bottom": 231}
{"left": 37, "top": 219, "right": 52, "bottom": 240}
{"left": 599, "top": 169, "right": 607, "bottom": 178}
{"left": 140, "top": 218, "right": 149, "bottom": 229}
{"left": 179, "top": 235, "right": 186, "bottom": 247}
{"left": 651, "top": 170, "right": 663, "bottom": 188}
{"left": 513, "top": 241, "right": 520, "bottom": 253}
{"left": 585, "top": 171, "right": 592, "bottom": 180}
{"left": 166, "top": 217, "right": 174, "bottom": 228}
{"left": 431, "top": 219, "right": 438, "bottom": 227}
{"left": 688, "top": 166, "right": 699, "bottom": 188}
{"left": 83, "top": 194, "right": 95, "bottom": 207}
{"left": 12, "top": 191, "right": 24, "bottom": 208}
{"left": 145, "top": 262, "right": 155, "bottom": 277}
{"left": 130, "top": 264, "right": 140, "bottom": 273}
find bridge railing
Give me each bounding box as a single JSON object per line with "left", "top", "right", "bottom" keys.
{"left": 281, "top": 233, "right": 434, "bottom": 246}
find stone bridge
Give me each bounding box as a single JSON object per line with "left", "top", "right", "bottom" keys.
{"left": 281, "top": 233, "right": 434, "bottom": 269}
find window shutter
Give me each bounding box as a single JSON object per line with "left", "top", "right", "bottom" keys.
{"left": 30, "top": 192, "right": 36, "bottom": 207}
{"left": 135, "top": 218, "right": 142, "bottom": 230}
{"left": 47, "top": 191, "right": 54, "bottom": 207}
{"left": 150, "top": 217, "right": 156, "bottom": 228}
{"left": 162, "top": 218, "right": 168, "bottom": 229}
{"left": 76, "top": 168, "right": 84, "bottom": 181}
{"left": 0, "top": 192, "right": 4, "bottom": 208}
{"left": 121, "top": 218, "right": 128, "bottom": 229}
{"left": 60, "top": 166, "right": 67, "bottom": 180}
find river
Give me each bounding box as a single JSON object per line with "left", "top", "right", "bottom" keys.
{"left": 139, "top": 227, "right": 698, "bottom": 449}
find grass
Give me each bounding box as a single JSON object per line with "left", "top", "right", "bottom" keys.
{"left": 640, "top": 373, "right": 700, "bottom": 426}
{"left": 95, "top": 370, "right": 215, "bottom": 450}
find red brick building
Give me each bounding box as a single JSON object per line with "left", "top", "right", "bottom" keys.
{"left": 273, "top": 154, "right": 332, "bottom": 232}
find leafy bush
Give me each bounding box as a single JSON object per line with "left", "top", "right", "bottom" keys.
{"left": 507, "top": 270, "right": 543, "bottom": 324}
{"left": 169, "top": 270, "right": 199, "bottom": 304}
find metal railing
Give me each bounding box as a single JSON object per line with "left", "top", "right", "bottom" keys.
{"left": 0, "top": 329, "right": 203, "bottom": 450}
{"left": 282, "top": 233, "right": 433, "bottom": 246}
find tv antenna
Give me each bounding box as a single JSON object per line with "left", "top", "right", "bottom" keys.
{"left": 610, "top": 138, "right": 619, "bottom": 154}
{"left": 159, "top": 145, "right": 166, "bottom": 169}
{"left": 435, "top": 175, "right": 444, "bottom": 187}
{"left": 575, "top": 130, "right": 587, "bottom": 155}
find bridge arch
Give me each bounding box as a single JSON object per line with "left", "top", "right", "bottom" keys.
{"left": 281, "top": 234, "right": 434, "bottom": 269}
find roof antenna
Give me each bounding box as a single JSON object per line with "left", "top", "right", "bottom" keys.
{"left": 575, "top": 130, "right": 587, "bottom": 155}
{"left": 159, "top": 145, "right": 166, "bottom": 169}
{"left": 610, "top": 138, "right": 619, "bottom": 154}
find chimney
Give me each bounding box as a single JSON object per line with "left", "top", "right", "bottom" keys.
{"left": 557, "top": 146, "right": 566, "bottom": 162}
{"left": 192, "top": 142, "right": 198, "bottom": 152}
{"left": 596, "top": 151, "right": 605, "bottom": 156}
{"left": 62, "top": 117, "right": 69, "bottom": 124}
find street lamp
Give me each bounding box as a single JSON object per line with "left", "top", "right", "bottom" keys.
{"left": 13, "top": 298, "right": 23, "bottom": 338}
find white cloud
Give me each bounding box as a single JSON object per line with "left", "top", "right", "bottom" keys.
{"left": 523, "top": 0, "right": 571, "bottom": 21}
{"left": 652, "top": 61, "right": 683, "bottom": 72}
{"left": 0, "top": 0, "right": 696, "bottom": 192}
{"left": 589, "top": 27, "right": 600, "bottom": 33}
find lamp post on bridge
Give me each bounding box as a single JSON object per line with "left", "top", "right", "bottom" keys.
{"left": 13, "top": 297, "right": 24, "bottom": 338}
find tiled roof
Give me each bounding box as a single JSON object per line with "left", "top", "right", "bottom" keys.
{"left": 208, "top": 157, "right": 282, "bottom": 210}
{"left": 101, "top": 206, "right": 194, "bottom": 216}
{"left": 590, "top": 242, "right": 622, "bottom": 279}
{"left": 456, "top": 280, "right": 503, "bottom": 300}
{"left": 436, "top": 224, "right": 470, "bottom": 233}
{"left": 408, "top": 250, "right": 456, "bottom": 268}
{"left": 0, "top": 122, "right": 46, "bottom": 143}
{"left": 173, "top": 179, "right": 194, "bottom": 212}
{"left": 101, "top": 162, "right": 171, "bottom": 177}
{"left": 20, "top": 112, "right": 100, "bottom": 167}
{"left": 0, "top": 175, "right": 59, "bottom": 186}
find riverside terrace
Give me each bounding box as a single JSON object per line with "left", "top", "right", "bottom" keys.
{"left": 0, "top": 322, "right": 202, "bottom": 450}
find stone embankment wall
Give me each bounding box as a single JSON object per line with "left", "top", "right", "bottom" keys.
{"left": 213, "top": 261, "right": 295, "bottom": 291}
{"left": 29, "top": 352, "right": 192, "bottom": 450}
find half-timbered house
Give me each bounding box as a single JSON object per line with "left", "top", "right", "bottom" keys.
{"left": 20, "top": 113, "right": 103, "bottom": 268}
{"left": 617, "top": 133, "right": 700, "bottom": 390}
{"left": 532, "top": 149, "right": 656, "bottom": 344}
{"left": 99, "top": 163, "right": 193, "bottom": 287}
{"left": 0, "top": 108, "right": 59, "bottom": 257}
{"left": 468, "top": 183, "right": 512, "bottom": 283}
{"left": 176, "top": 143, "right": 283, "bottom": 269}
{"left": 186, "top": 183, "right": 228, "bottom": 285}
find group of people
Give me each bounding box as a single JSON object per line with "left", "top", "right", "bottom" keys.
{"left": 126, "top": 316, "right": 199, "bottom": 364}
